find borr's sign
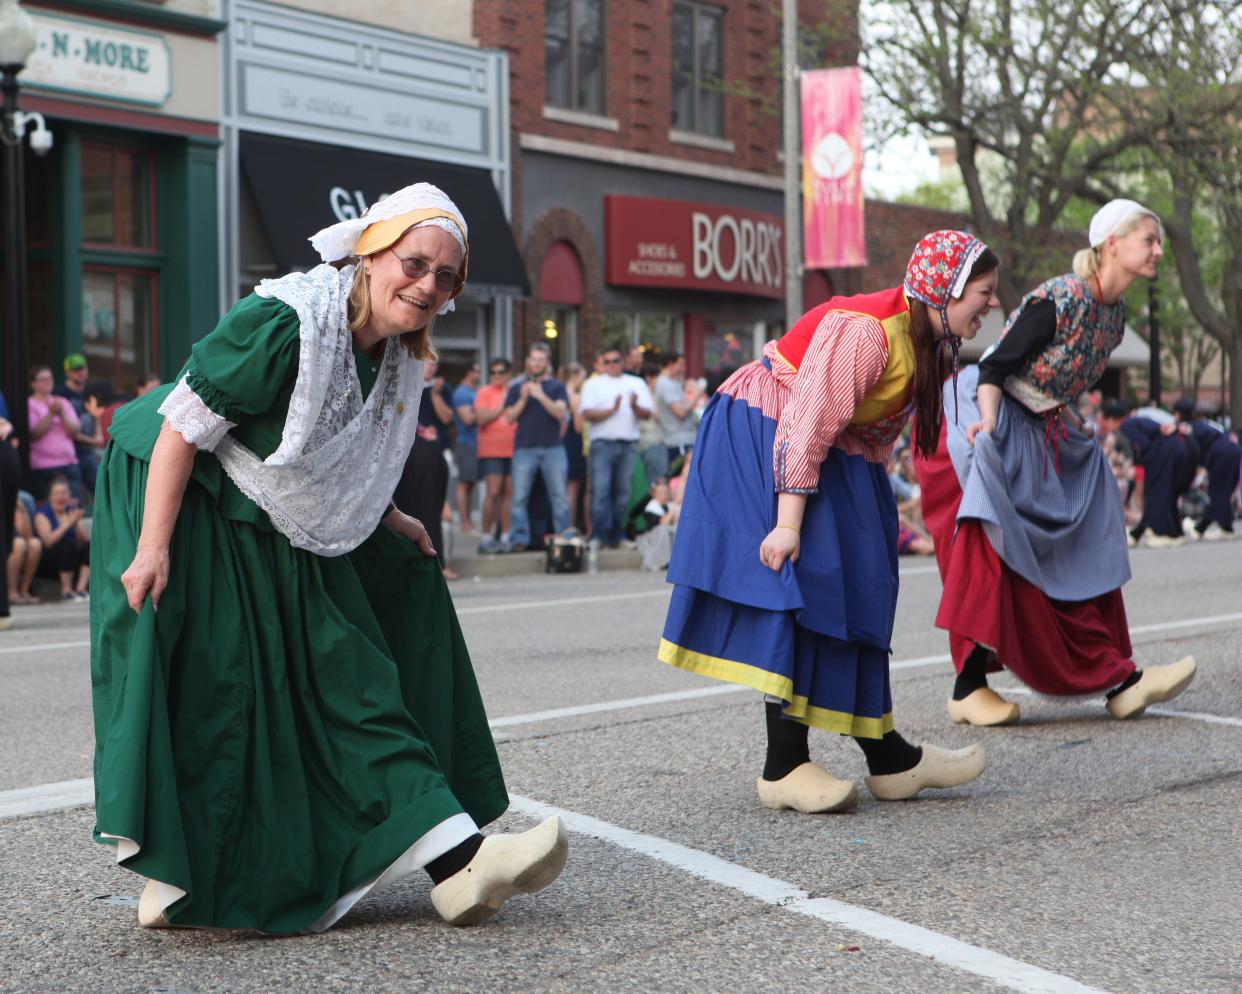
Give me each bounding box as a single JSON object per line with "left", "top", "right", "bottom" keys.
{"left": 605, "top": 196, "right": 783, "bottom": 299}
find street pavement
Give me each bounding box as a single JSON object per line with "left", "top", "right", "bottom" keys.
{"left": 1, "top": 540, "right": 1240, "bottom": 994}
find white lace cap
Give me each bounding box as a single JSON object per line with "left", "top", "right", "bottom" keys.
{"left": 1088, "top": 199, "right": 1146, "bottom": 247}
{"left": 308, "top": 183, "right": 468, "bottom": 315}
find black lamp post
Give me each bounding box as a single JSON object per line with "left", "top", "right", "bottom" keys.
{"left": 1, "top": 0, "right": 39, "bottom": 472}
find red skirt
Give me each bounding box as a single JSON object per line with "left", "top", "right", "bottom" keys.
{"left": 915, "top": 421, "right": 1135, "bottom": 696}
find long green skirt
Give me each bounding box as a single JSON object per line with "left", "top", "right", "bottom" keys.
{"left": 89, "top": 444, "right": 509, "bottom": 933}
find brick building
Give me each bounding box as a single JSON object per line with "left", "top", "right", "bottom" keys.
{"left": 475, "top": 0, "right": 859, "bottom": 378}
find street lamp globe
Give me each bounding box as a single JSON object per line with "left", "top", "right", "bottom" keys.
{"left": 0, "top": 0, "right": 36, "bottom": 68}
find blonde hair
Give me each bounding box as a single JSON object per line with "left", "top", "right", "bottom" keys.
{"left": 1073, "top": 208, "right": 1164, "bottom": 280}
{"left": 346, "top": 261, "right": 438, "bottom": 361}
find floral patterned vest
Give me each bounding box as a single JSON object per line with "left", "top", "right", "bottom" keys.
{"left": 996, "top": 274, "right": 1127, "bottom": 412}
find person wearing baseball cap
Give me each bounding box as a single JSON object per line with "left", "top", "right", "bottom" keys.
{"left": 55, "top": 354, "right": 102, "bottom": 495}
{"left": 660, "top": 230, "right": 1001, "bottom": 815}
{"left": 90, "top": 182, "right": 566, "bottom": 934}
{"left": 914, "top": 198, "right": 1195, "bottom": 729}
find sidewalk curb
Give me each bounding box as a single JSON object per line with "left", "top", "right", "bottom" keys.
{"left": 449, "top": 548, "right": 642, "bottom": 578}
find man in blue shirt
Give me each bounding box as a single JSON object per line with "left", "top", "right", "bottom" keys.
{"left": 452, "top": 362, "right": 481, "bottom": 534}
{"left": 504, "top": 343, "right": 570, "bottom": 551}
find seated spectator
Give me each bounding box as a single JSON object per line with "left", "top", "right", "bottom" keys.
{"left": 669, "top": 449, "right": 692, "bottom": 506}
{"left": 897, "top": 522, "right": 934, "bottom": 556}
{"left": 629, "top": 477, "right": 680, "bottom": 572}
{"left": 8, "top": 501, "right": 42, "bottom": 605}
{"left": 33, "top": 476, "right": 91, "bottom": 600}
{"left": 889, "top": 442, "right": 934, "bottom": 556}
{"left": 27, "top": 366, "right": 82, "bottom": 501}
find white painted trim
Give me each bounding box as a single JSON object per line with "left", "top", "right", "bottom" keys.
{"left": 542, "top": 105, "right": 621, "bottom": 132}
{"left": 519, "top": 133, "right": 784, "bottom": 191}
{"left": 507, "top": 795, "right": 1116, "bottom": 994}
{"left": 668, "top": 128, "right": 735, "bottom": 153}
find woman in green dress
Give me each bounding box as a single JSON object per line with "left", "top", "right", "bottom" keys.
{"left": 91, "top": 183, "right": 568, "bottom": 933}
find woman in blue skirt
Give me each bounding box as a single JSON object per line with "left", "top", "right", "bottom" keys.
{"left": 660, "top": 231, "right": 997, "bottom": 813}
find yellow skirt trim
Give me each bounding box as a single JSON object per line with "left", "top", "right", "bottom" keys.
{"left": 658, "top": 638, "right": 894, "bottom": 739}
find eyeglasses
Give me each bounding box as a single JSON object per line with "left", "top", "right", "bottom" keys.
{"left": 489, "top": 367, "right": 508, "bottom": 376}
{"left": 601, "top": 357, "right": 622, "bottom": 365}
{"left": 389, "top": 249, "right": 464, "bottom": 294}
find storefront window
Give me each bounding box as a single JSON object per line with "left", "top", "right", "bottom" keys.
{"left": 602, "top": 312, "right": 632, "bottom": 357}
{"left": 81, "top": 143, "right": 155, "bottom": 248}
{"left": 432, "top": 303, "right": 487, "bottom": 384}
{"left": 636, "top": 314, "right": 676, "bottom": 356}
{"left": 704, "top": 323, "right": 753, "bottom": 379}
{"left": 541, "top": 305, "right": 578, "bottom": 370}
{"left": 82, "top": 268, "right": 156, "bottom": 392}
{"left": 602, "top": 311, "right": 682, "bottom": 365}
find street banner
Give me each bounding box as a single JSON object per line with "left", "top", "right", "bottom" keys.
{"left": 801, "top": 66, "right": 866, "bottom": 268}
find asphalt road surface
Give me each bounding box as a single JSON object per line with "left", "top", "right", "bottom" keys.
{"left": 2, "top": 539, "right": 1239, "bottom": 994}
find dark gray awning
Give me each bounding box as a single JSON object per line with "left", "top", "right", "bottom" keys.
{"left": 240, "top": 132, "right": 529, "bottom": 298}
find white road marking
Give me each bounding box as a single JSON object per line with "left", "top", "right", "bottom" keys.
{"left": 489, "top": 684, "right": 746, "bottom": 727}
{"left": 0, "top": 778, "right": 93, "bottom": 818}
{"left": 508, "top": 795, "right": 1114, "bottom": 994}
{"left": 1000, "top": 686, "right": 1242, "bottom": 729}
{"left": 0, "top": 780, "right": 1119, "bottom": 991}
{"left": 484, "top": 608, "right": 1241, "bottom": 728}
{"left": 1129, "top": 612, "right": 1242, "bottom": 636}
{"left": 1147, "top": 706, "right": 1242, "bottom": 728}
{"left": 0, "top": 640, "right": 90, "bottom": 656}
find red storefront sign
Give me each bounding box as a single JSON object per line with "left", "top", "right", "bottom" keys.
{"left": 604, "top": 195, "right": 784, "bottom": 299}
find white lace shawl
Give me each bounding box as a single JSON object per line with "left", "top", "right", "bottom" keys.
{"left": 161, "top": 264, "right": 424, "bottom": 556}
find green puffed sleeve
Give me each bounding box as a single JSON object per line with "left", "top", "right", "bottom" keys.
{"left": 183, "top": 293, "right": 301, "bottom": 423}
{"left": 108, "top": 293, "right": 302, "bottom": 466}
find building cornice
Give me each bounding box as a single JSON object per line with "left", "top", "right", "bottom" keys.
{"left": 29, "top": 0, "right": 228, "bottom": 37}
{"left": 519, "top": 133, "right": 783, "bottom": 192}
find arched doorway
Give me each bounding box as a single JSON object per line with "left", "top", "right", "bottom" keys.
{"left": 539, "top": 240, "right": 584, "bottom": 369}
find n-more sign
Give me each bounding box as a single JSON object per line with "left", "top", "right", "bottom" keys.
{"left": 21, "top": 13, "right": 172, "bottom": 107}
{"left": 605, "top": 195, "right": 783, "bottom": 299}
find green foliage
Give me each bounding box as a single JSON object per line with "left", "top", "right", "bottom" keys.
{"left": 861, "top": 0, "right": 1242, "bottom": 416}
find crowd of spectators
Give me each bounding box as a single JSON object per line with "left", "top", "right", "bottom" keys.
{"left": 0, "top": 356, "right": 160, "bottom": 625}
{"left": 417, "top": 342, "right": 706, "bottom": 573}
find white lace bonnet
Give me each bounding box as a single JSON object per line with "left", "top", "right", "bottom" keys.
{"left": 307, "top": 183, "right": 469, "bottom": 316}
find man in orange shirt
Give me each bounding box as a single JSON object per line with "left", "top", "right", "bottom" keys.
{"left": 474, "top": 359, "right": 516, "bottom": 553}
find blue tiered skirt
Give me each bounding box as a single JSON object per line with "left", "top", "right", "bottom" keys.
{"left": 659, "top": 369, "right": 899, "bottom": 738}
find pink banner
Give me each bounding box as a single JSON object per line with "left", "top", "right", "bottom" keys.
{"left": 801, "top": 67, "right": 866, "bottom": 269}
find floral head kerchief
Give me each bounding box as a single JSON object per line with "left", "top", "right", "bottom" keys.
{"left": 903, "top": 229, "right": 990, "bottom": 422}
